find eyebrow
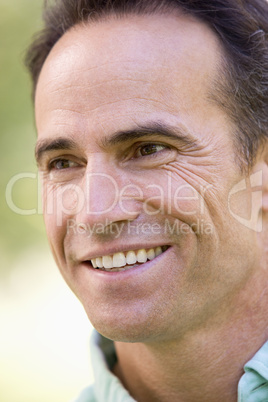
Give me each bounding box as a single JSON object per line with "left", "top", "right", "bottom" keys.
{"left": 35, "top": 138, "right": 77, "bottom": 164}
{"left": 35, "top": 122, "right": 198, "bottom": 163}
{"left": 101, "top": 122, "right": 198, "bottom": 148}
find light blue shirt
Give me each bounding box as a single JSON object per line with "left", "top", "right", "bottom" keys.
{"left": 74, "top": 331, "right": 268, "bottom": 402}
{"left": 238, "top": 341, "right": 268, "bottom": 401}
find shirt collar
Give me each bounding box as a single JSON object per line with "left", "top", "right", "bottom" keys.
{"left": 90, "top": 330, "right": 136, "bottom": 402}
{"left": 238, "top": 341, "right": 268, "bottom": 401}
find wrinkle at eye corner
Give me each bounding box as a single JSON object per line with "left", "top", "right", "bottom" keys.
{"left": 161, "top": 163, "right": 219, "bottom": 217}
{"left": 163, "top": 162, "right": 216, "bottom": 190}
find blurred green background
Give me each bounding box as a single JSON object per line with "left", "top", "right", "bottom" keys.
{"left": 0, "top": 0, "right": 45, "bottom": 266}
{"left": 0, "top": 1, "right": 93, "bottom": 401}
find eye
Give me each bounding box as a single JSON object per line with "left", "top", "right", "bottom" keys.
{"left": 135, "top": 143, "right": 169, "bottom": 157}
{"left": 49, "top": 158, "right": 79, "bottom": 170}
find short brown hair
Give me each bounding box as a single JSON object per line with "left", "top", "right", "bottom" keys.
{"left": 25, "top": 0, "right": 268, "bottom": 169}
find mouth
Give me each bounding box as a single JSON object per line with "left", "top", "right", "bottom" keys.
{"left": 86, "top": 245, "right": 169, "bottom": 272}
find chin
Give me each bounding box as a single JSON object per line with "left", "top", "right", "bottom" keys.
{"left": 85, "top": 307, "right": 164, "bottom": 343}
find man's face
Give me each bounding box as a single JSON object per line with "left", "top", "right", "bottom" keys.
{"left": 35, "top": 13, "right": 262, "bottom": 342}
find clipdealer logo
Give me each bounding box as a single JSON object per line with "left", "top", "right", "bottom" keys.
{"left": 5, "top": 170, "right": 264, "bottom": 233}
{"left": 228, "top": 171, "right": 263, "bottom": 232}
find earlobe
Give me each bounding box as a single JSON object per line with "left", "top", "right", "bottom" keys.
{"left": 250, "top": 160, "right": 268, "bottom": 234}
{"left": 254, "top": 144, "right": 268, "bottom": 214}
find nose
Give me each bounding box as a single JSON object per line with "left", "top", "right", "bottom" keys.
{"left": 75, "top": 159, "right": 142, "bottom": 227}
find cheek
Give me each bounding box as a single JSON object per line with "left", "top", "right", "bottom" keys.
{"left": 42, "top": 181, "right": 83, "bottom": 227}
{"left": 42, "top": 183, "right": 75, "bottom": 257}
{"left": 136, "top": 169, "right": 213, "bottom": 227}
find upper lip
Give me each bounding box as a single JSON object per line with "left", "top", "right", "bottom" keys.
{"left": 77, "top": 243, "right": 171, "bottom": 262}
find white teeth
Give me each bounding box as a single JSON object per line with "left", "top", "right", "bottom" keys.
{"left": 155, "top": 246, "right": 162, "bottom": 257}
{"left": 137, "top": 249, "right": 147, "bottom": 263}
{"left": 147, "top": 248, "right": 155, "bottom": 260}
{"left": 103, "top": 255, "right": 113, "bottom": 269}
{"left": 96, "top": 257, "right": 103, "bottom": 268}
{"left": 91, "top": 246, "right": 167, "bottom": 270}
{"left": 113, "top": 252, "right": 126, "bottom": 268}
{"left": 126, "top": 251, "right": 137, "bottom": 265}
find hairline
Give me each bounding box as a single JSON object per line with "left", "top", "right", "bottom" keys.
{"left": 34, "top": 5, "right": 256, "bottom": 172}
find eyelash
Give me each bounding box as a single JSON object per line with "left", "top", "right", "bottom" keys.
{"left": 48, "top": 158, "right": 79, "bottom": 171}
{"left": 46, "top": 142, "right": 171, "bottom": 171}
{"left": 132, "top": 143, "right": 170, "bottom": 159}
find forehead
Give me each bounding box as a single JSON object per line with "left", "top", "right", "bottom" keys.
{"left": 35, "top": 12, "right": 224, "bottom": 141}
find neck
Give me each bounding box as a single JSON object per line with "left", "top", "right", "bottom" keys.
{"left": 113, "top": 273, "right": 268, "bottom": 402}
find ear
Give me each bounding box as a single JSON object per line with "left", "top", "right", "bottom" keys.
{"left": 261, "top": 143, "right": 268, "bottom": 214}
{"left": 245, "top": 164, "right": 266, "bottom": 238}
{"left": 251, "top": 144, "right": 268, "bottom": 217}
{"left": 261, "top": 162, "right": 268, "bottom": 214}
{"left": 253, "top": 148, "right": 268, "bottom": 265}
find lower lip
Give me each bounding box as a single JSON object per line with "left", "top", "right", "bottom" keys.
{"left": 82, "top": 247, "right": 171, "bottom": 280}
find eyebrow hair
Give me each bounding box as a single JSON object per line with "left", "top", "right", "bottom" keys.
{"left": 101, "top": 122, "right": 198, "bottom": 149}
{"left": 35, "top": 138, "right": 77, "bottom": 163}
{"left": 35, "top": 122, "right": 198, "bottom": 163}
